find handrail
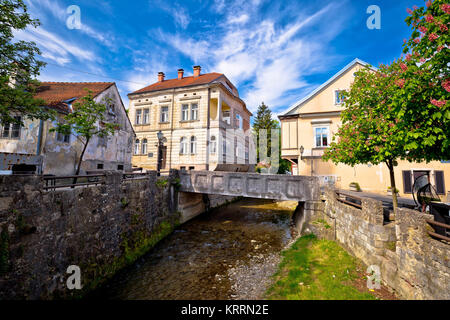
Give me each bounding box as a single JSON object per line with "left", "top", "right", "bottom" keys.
{"left": 335, "top": 191, "right": 362, "bottom": 209}
{"left": 43, "top": 174, "right": 105, "bottom": 180}
{"left": 427, "top": 231, "right": 450, "bottom": 242}
{"left": 43, "top": 174, "right": 106, "bottom": 190}
{"left": 426, "top": 219, "right": 450, "bottom": 243}
{"left": 426, "top": 219, "right": 450, "bottom": 229}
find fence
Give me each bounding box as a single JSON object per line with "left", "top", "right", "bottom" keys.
{"left": 43, "top": 174, "right": 106, "bottom": 190}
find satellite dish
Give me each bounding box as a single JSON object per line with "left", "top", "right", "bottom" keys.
{"left": 412, "top": 173, "right": 441, "bottom": 212}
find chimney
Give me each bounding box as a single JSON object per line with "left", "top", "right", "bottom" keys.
{"left": 178, "top": 68, "right": 184, "bottom": 80}
{"left": 158, "top": 72, "right": 165, "bottom": 82}
{"left": 193, "top": 65, "right": 201, "bottom": 77}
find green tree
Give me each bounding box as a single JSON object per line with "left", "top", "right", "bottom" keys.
{"left": 323, "top": 64, "right": 405, "bottom": 210}
{"left": 323, "top": 0, "right": 449, "bottom": 210}
{"left": 0, "top": 0, "right": 53, "bottom": 126}
{"left": 253, "top": 102, "right": 291, "bottom": 174}
{"left": 51, "top": 91, "right": 120, "bottom": 177}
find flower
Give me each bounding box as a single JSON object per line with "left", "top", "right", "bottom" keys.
{"left": 419, "top": 26, "right": 428, "bottom": 33}
{"left": 442, "top": 79, "right": 450, "bottom": 92}
{"left": 439, "top": 23, "right": 448, "bottom": 32}
{"left": 407, "top": 8, "right": 413, "bottom": 14}
{"left": 441, "top": 4, "right": 450, "bottom": 14}
{"left": 430, "top": 99, "right": 446, "bottom": 108}
{"left": 428, "top": 33, "right": 438, "bottom": 41}
{"left": 425, "top": 15, "right": 434, "bottom": 23}
{"left": 437, "top": 45, "right": 444, "bottom": 52}
{"left": 426, "top": 0, "right": 432, "bottom": 8}
{"left": 414, "top": 38, "right": 421, "bottom": 44}
{"left": 400, "top": 63, "right": 408, "bottom": 71}
{"left": 396, "top": 79, "right": 406, "bottom": 88}
{"left": 405, "top": 53, "right": 412, "bottom": 61}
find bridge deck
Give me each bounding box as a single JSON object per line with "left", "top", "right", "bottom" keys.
{"left": 179, "top": 171, "right": 320, "bottom": 202}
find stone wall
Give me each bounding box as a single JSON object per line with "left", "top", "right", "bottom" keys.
{"left": 306, "top": 187, "right": 449, "bottom": 300}
{"left": 0, "top": 171, "right": 180, "bottom": 299}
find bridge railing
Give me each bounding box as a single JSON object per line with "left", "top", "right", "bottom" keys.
{"left": 43, "top": 174, "right": 106, "bottom": 190}
{"left": 335, "top": 191, "right": 362, "bottom": 209}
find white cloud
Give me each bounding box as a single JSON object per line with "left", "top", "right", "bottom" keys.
{"left": 160, "top": 1, "right": 346, "bottom": 113}
{"left": 152, "top": 1, "right": 191, "bottom": 29}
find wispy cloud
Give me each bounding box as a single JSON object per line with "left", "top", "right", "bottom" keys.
{"left": 152, "top": 0, "right": 191, "bottom": 29}
{"left": 158, "top": 0, "right": 348, "bottom": 113}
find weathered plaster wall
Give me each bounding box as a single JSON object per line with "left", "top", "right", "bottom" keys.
{"left": 0, "top": 171, "right": 179, "bottom": 299}
{"left": 306, "top": 188, "right": 449, "bottom": 300}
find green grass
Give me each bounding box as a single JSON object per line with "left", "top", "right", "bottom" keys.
{"left": 265, "top": 234, "right": 376, "bottom": 300}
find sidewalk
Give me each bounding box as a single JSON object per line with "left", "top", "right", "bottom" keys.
{"left": 338, "top": 189, "right": 416, "bottom": 208}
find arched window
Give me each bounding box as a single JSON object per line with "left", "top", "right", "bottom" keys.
{"left": 141, "top": 138, "right": 147, "bottom": 155}
{"left": 134, "top": 139, "right": 140, "bottom": 155}
{"left": 180, "top": 137, "right": 187, "bottom": 154}
{"left": 190, "top": 136, "right": 197, "bottom": 154}
{"left": 210, "top": 136, "right": 216, "bottom": 154}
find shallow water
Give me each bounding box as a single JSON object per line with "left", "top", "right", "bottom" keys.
{"left": 91, "top": 198, "right": 297, "bottom": 300}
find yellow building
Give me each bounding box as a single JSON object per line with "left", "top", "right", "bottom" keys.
{"left": 279, "top": 59, "right": 449, "bottom": 199}
{"left": 128, "top": 66, "right": 253, "bottom": 171}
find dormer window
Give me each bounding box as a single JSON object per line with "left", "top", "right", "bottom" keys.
{"left": 335, "top": 90, "right": 345, "bottom": 105}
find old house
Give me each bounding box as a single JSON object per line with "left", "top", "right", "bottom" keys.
{"left": 0, "top": 82, "right": 134, "bottom": 175}
{"left": 128, "top": 66, "right": 254, "bottom": 171}
{"left": 278, "top": 59, "right": 449, "bottom": 199}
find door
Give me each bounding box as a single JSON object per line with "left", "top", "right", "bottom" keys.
{"left": 161, "top": 146, "right": 167, "bottom": 169}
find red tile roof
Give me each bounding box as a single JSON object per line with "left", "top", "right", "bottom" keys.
{"left": 129, "top": 73, "right": 224, "bottom": 95}
{"left": 35, "top": 82, "right": 114, "bottom": 113}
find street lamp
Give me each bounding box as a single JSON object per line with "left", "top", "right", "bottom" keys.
{"left": 157, "top": 130, "right": 164, "bottom": 176}
{"left": 299, "top": 145, "right": 304, "bottom": 160}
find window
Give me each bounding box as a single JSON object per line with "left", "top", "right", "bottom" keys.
{"left": 108, "top": 103, "right": 115, "bottom": 115}
{"left": 141, "top": 138, "right": 148, "bottom": 155}
{"left": 160, "top": 106, "right": 169, "bottom": 123}
{"left": 402, "top": 171, "right": 412, "bottom": 193}
{"left": 190, "top": 136, "right": 197, "bottom": 154}
{"left": 191, "top": 103, "right": 198, "bottom": 120}
{"left": 222, "top": 110, "right": 231, "bottom": 125}
{"left": 135, "top": 109, "right": 142, "bottom": 124}
{"left": 315, "top": 127, "right": 329, "bottom": 147}
{"left": 236, "top": 114, "right": 243, "bottom": 129}
{"left": 143, "top": 109, "right": 149, "bottom": 124}
{"left": 118, "top": 164, "right": 124, "bottom": 171}
{"left": 180, "top": 166, "right": 186, "bottom": 171}
{"left": 189, "top": 166, "right": 195, "bottom": 171}
{"left": 181, "top": 104, "right": 189, "bottom": 121}
{"left": 210, "top": 136, "right": 217, "bottom": 154}
{"left": 335, "top": 90, "right": 345, "bottom": 105}
{"left": 56, "top": 131, "right": 70, "bottom": 143}
{"left": 97, "top": 163, "right": 104, "bottom": 169}
{"left": 134, "top": 139, "right": 140, "bottom": 155}
{"left": 180, "top": 137, "right": 187, "bottom": 154}
{"left": 435, "top": 171, "right": 445, "bottom": 195}
{"left": 1, "top": 116, "right": 21, "bottom": 139}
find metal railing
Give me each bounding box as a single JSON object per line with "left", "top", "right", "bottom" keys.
{"left": 335, "top": 191, "right": 362, "bottom": 209}
{"left": 43, "top": 174, "right": 106, "bottom": 190}
{"left": 426, "top": 219, "right": 450, "bottom": 243}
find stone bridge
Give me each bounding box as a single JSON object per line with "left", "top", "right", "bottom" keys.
{"left": 178, "top": 170, "right": 320, "bottom": 202}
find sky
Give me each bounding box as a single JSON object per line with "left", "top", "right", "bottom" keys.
{"left": 16, "top": 0, "right": 424, "bottom": 116}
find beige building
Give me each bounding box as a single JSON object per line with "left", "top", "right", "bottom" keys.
{"left": 0, "top": 82, "right": 134, "bottom": 175}
{"left": 128, "top": 66, "right": 253, "bottom": 171}
{"left": 279, "top": 59, "right": 449, "bottom": 199}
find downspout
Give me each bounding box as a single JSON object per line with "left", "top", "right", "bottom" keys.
{"left": 36, "top": 118, "right": 44, "bottom": 174}
{"left": 206, "top": 88, "right": 211, "bottom": 170}
{"left": 169, "top": 88, "right": 175, "bottom": 170}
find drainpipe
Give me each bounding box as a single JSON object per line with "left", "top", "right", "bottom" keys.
{"left": 206, "top": 88, "right": 211, "bottom": 171}
{"left": 36, "top": 118, "right": 44, "bottom": 174}
{"left": 169, "top": 88, "right": 175, "bottom": 170}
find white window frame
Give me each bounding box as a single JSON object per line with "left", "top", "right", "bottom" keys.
{"left": 160, "top": 106, "right": 169, "bottom": 123}
{"left": 180, "top": 137, "right": 187, "bottom": 154}
{"left": 181, "top": 104, "right": 189, "bottom": 121}
{"left": 190, "top": 103, "right": 198, "bottom": 120}
{"left": 56, "top": 131, "right": 71, "bottom": 143}
{"left": 141, "top": 138, "right": 148, "bottom": 155}
{"left": 134, "top": 139, "right": 140, "bottom": 155}
{"left": 335, "top": 90, "right": 344, "bottom": 105}
{"left": 190, "top": 136, "right": 197, "bottom": 154}
{"left": 314, "top": 126, "right": 329, "bottom": 148}
{"left": 1, "top": 116, "right": 22, "bottom": 139}
{"left": 143, "top": 109, "right": 150, "bottom": 124}
{"left": 210, "top": 136, "right": 217, "bottom": 154}
{"left": 135, "top": 109, "right": 142, "bottom": 124}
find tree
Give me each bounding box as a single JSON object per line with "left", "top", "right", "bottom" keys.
{"left": 323, "top": 64, "right": 406, "bottom": 210}
{"left": 51, "top": 91, "right": 120, "bottom": 177}
{"left": 323, "top": 0, "right": 449, "bottom": 211}
{"left": 0, "top": 0, "right": 53, "bottom": 126}
{"left": 253, "top": 102, "right": 291, "bottom": 174}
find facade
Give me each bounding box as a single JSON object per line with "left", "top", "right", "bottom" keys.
{"left": 279, "top": 59, "right": 449, "bottom": 199}
{"left": 0, "top": 82, "right": 134, "bottom": 175}
{"left": 128, "top": 66, "right": 254, "bottom": 171}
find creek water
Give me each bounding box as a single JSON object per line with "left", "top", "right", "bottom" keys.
{"left": 91, "top": 198, "right": 298, "bottom": 300}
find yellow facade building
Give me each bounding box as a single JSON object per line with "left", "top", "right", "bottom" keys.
{"left": 128, "top": 66, "right": 253, "bottom": 171}
{"left": 279, "top": 59, "right": 449, "bottom": 199}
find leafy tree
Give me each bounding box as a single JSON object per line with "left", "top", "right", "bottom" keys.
{"left": 323, "top": 64, "right": 405, "bottom": 210}
{"left": 323, "top": 0, "right": 449, "bottom": 210}
{"left": 50, "top": 90, "right": 120, "bottom": 177}
{"left": 253, "top": 102, "right": 291, "bottom": 174}
{"left": 0, "top": 0, "right": 53, "bottom": 126}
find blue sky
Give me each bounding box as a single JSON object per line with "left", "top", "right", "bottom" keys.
{"left": 17, "top": 0, "right": 423, "bottom": 116}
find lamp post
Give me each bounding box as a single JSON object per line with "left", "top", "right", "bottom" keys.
{"left": 156, "top": 130, "right": 164, "bottom": 176}
{"left": 299, "top": 145, "right": 304, "bottom": 160}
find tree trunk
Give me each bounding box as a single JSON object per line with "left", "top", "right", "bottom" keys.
{"left": 386, "top": 159, "right": 398, "bottom": 212}
{"left": 73, "top": 139, "right": 89, "bottom": 186}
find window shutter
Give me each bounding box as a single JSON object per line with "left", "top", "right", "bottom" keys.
{"left": 402, "top": 170, "right": 412, "bottom": 193}
{"left": 435, "top": 171, "right": 445, "bottom": 195}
